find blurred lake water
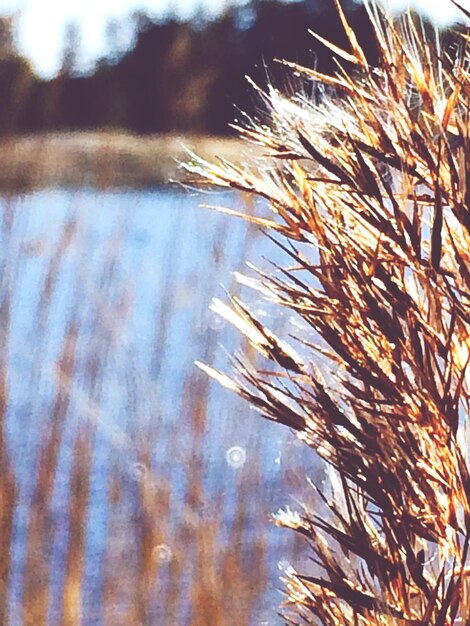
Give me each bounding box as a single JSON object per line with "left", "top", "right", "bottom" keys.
{"left": 0, "top": 187, "right": 313, "bottom": 625}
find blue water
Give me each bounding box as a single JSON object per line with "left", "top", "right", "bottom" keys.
{"left": 0, "top": 187, "right": 313, "bottom": 625}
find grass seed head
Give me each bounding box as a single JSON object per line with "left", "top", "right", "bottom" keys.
{"left": 194, "top": 0, "right": 470, "bottom": 623}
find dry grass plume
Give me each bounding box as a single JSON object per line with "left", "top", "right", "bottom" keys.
{"left": 191, "top": 0, "right": 470, "bottom": 623}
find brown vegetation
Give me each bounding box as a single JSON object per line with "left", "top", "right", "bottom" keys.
{"left": 193, "top": 0, "right": 470, "bottom": 623}
{"left": 0, "top": 190, "right": 304, "bottom": 624}
{"left": 0, "top": 132, "right": 253, "bottom": 191}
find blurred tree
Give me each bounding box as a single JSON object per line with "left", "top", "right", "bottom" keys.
{"left": 0, "top": 16, "right": 35, "bottom": 135}
{"left": 60, "top": 21, "right": 81, "bottom": 77}
{"left": 0, "top": 16, "right": 14, "bottom": 60}
{"left": 105, "top": 19, "right": 122, "bottom": 63}
{"left": 48, "top": 22, "right": 84, "bottom": 131}
{"left": 1, "top": 0, "right": 381, "bottom": 136}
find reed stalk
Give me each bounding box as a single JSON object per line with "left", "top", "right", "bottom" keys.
{"left": 192, "top": 0, "right": 470, "bottom": 622}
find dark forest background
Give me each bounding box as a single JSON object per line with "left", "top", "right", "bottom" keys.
{"left": 0, "top": 0, "right": 380, "bottom": 137}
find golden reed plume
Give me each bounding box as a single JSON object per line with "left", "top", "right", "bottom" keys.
{"left": 190, "top": 0, "right": 470, "bottom": 623}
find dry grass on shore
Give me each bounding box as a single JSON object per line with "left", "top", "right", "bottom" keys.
{"left": 0, "top": 131, "right": 253, "bottom": 191}
{"left": 193, "top": 1, "right": 470, "bottom": 623}
{"left": 0, "top": 192, "right": 300, "bottom": 625}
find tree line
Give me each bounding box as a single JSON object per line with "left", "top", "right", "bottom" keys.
{"left": 0, "top": 1, "right": 380, "bottom": 136}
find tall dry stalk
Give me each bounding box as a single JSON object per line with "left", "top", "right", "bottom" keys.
{"left": 191, "top": 0, "right": 470, "bottom": 623}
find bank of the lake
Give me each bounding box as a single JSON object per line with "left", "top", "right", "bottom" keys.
{"left": 0, "top": 131, "right": 257, "bottom": 191}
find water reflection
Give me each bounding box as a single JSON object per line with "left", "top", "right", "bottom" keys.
{"left": 0, "top": 188, "right": 311, "bottom": 625}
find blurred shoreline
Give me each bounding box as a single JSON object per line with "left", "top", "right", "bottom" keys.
{"left": 0, "top": 131, "right": 255, "bottom": 192}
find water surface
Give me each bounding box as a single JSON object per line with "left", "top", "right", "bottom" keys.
{"left": 0, "top": 187, "right": 313, "bottom": 625}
